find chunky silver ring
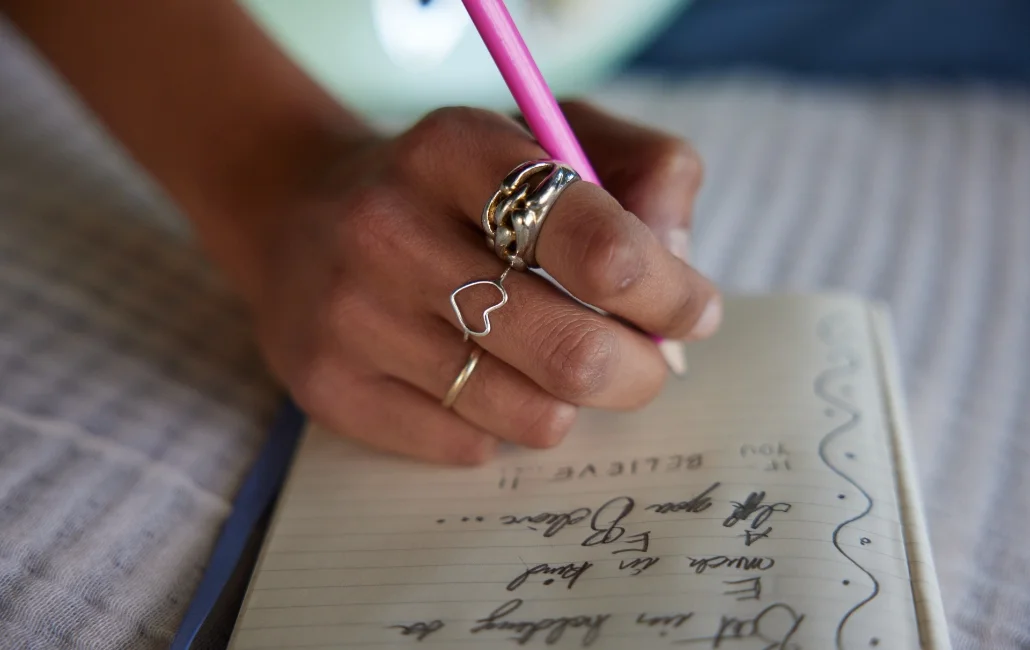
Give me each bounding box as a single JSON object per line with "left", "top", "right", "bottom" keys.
{"left": 482, "top": 160, "right": 580, "bottom": 271}
{"left": 443, "top": 346, "right": 483, "bottom": 409}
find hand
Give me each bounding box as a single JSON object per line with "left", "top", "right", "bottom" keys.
{"left": 247, "top": 102, "right": 721, "bottom": 465}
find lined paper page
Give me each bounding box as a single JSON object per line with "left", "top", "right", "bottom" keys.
{"left": 228, "top": 294, "right": 946, "bottom": 649}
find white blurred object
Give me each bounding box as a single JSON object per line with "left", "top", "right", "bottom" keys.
{"left": 371, "top": 0, "right": 470, "bottom": 71}
{"left": 242, "top": 0, "right": 691, "bottom": 120}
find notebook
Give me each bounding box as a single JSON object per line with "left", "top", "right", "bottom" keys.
{"left": 224, "top": 293, "right": 951, "bottom": 649}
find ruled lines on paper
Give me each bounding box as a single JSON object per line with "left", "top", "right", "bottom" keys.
{"left": 227, "top": 295, "right": 930, "bottom": 649}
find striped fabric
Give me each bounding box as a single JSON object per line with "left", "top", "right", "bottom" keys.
{"left": 0, "top": 20, "right": 279, "bottom": 650}
{"left": 594, "top": 76, "right": 1030, "bottom": 649}
{"left": 1, "top": 16, "right": 1028, "bottom": 650}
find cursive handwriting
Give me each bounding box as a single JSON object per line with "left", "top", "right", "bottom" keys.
{"left": 470, "top": 598, "right": 610, "bottom": 647}
{"left": 686, "top": 555, "right": 775, "bottom": 575}
{"left": 581, "top": 496, "right": 634, "bottom": 547}
{"left": 388, "top": 619, "right": 444, "bottom": 641}
{"left": 675, "top": 602, "right": 804, "bottom": 649}
{"left": 507, "top": 561, "right": 593, "bottom": 591}
{"left": 636, "top": 611, "right": 694, "bottom": 637}
{"left": 723, "top": 491, "right": 792, "bottom": 529}
{"left": 619, "top": 556, "right": 660, "bottom": 575}
{"left": 499, "top": 508, "right": 592, "bottom": 538}
{"left": 647, "top": 482, "right": 721, "bottom": 515}
{"left": 741, "top": 527, "right": 773, "bottom": 546}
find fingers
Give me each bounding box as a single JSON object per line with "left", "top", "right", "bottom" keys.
{"left": 533, "top": 181, "right": 721, "bottom": 340}
{"left": 391, "top": 106, "right": 547, "bottom": 228}
{"left": 418, "top": 226, "right": 669, "bottom": 410}
{"left": 394, "top": 106, "right": 719, "bottom": 341}
{"left": 526, "top": 101, "right": 704, "bottom": 246}
{"left": 300, "top": 365, "right": 499, "bottom": 466}
{"left": 375, "top": 312, "right": 578, "bottom": 449}
{"left": 265, "top": 105, "right": 720, "bottom": 467}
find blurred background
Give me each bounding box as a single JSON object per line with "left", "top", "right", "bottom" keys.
{"left": 241, "top": 0, "right": 1030, "bottom": 118}
{"left": 633, "top": 0, "right": 1030, "bottom": 83}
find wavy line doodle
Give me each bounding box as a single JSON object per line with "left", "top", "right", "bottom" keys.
{"left": 814, "top": 313, "right": 880, "bottom": 649}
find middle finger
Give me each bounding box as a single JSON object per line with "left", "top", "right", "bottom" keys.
{"left": 424, "top": 225, "right": 668, "bottom": 410}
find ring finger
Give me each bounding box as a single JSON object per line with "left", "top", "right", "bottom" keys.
{"left": 419, "top": 224, "right": 668, "bottom": 409}
{"left": 378, "top": 313, "right": 578, "bottom": 448}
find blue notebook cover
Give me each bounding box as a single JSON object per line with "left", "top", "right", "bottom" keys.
{"left": 169, "top": 401, "right": 307, "bottom": 650}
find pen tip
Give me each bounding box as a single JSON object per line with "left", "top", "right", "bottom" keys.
{"left": 658, "top": 340, "right": 688, "bottom": 377}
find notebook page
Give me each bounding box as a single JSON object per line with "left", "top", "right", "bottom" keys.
{"left": 228, "top": 294, "right": 937, "bottom": 650}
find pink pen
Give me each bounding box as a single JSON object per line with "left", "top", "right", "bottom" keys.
{"left": 460, "top": 0, "right": 687, "bottom": 376}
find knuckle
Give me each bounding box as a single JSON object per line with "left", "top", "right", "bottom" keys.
{"left": 418, "top": 106, "right": 480, "bottom": 135}
{"left": 288, "top": 295, "right": 377, "bottom": 411}
{"left": 649, "top": 137, "right": 704, "bottom": 192}
{"left": 557, "top": 99, "right": 591, "bottom": 119}
{"left": 396, "top": 106, "right": 489, "bottom": 173}
{"left": 325, "top": 277, "right": 371, "bottom": 334}
{"left": 340, "top": 186, "right": 410, "bottom": 260}
{"left": 546, "top": 321, "right": 618, "bottom": 401}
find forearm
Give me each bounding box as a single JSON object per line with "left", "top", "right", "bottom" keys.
{"left": 2, "top": 0, "right": 372, "bottom": 301}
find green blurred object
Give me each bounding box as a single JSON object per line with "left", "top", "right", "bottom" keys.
{"left": 242, "top": 0, "right": 691, "bottom": 120}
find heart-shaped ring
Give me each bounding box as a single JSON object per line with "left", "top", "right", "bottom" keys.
{"left": 449, "top": 267, "right": 511, "bottom": 341}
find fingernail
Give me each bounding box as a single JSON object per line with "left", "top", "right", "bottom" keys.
{"left": 690, "top": 295, "right": 722, "bottom": 339}
{"left": 658, "top": 339, "right": 689, "bottom": 377}
{"left": 667, "top": 227, "right": 692, "bottom": 264}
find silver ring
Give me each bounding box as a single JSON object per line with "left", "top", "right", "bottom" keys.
{"left": 450, "top": 266, "right": 511, "bottom": 342}
{"left": 443, "top": 346, "right": 483, "bottom": 409}
{"left": 482, "top": 160, "right": 580, "bottom": 271}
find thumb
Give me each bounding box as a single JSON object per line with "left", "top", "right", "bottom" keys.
{"left": 559, "top": 100, "right": 702, "bottom": 262}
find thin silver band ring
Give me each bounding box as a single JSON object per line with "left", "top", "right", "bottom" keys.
{"left": 442, "top": 346, "right": 484, "bottom": 409}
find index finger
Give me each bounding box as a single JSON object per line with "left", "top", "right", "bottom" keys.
{"left": 534, "top": 180, "right": 722, "bottom": 341}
